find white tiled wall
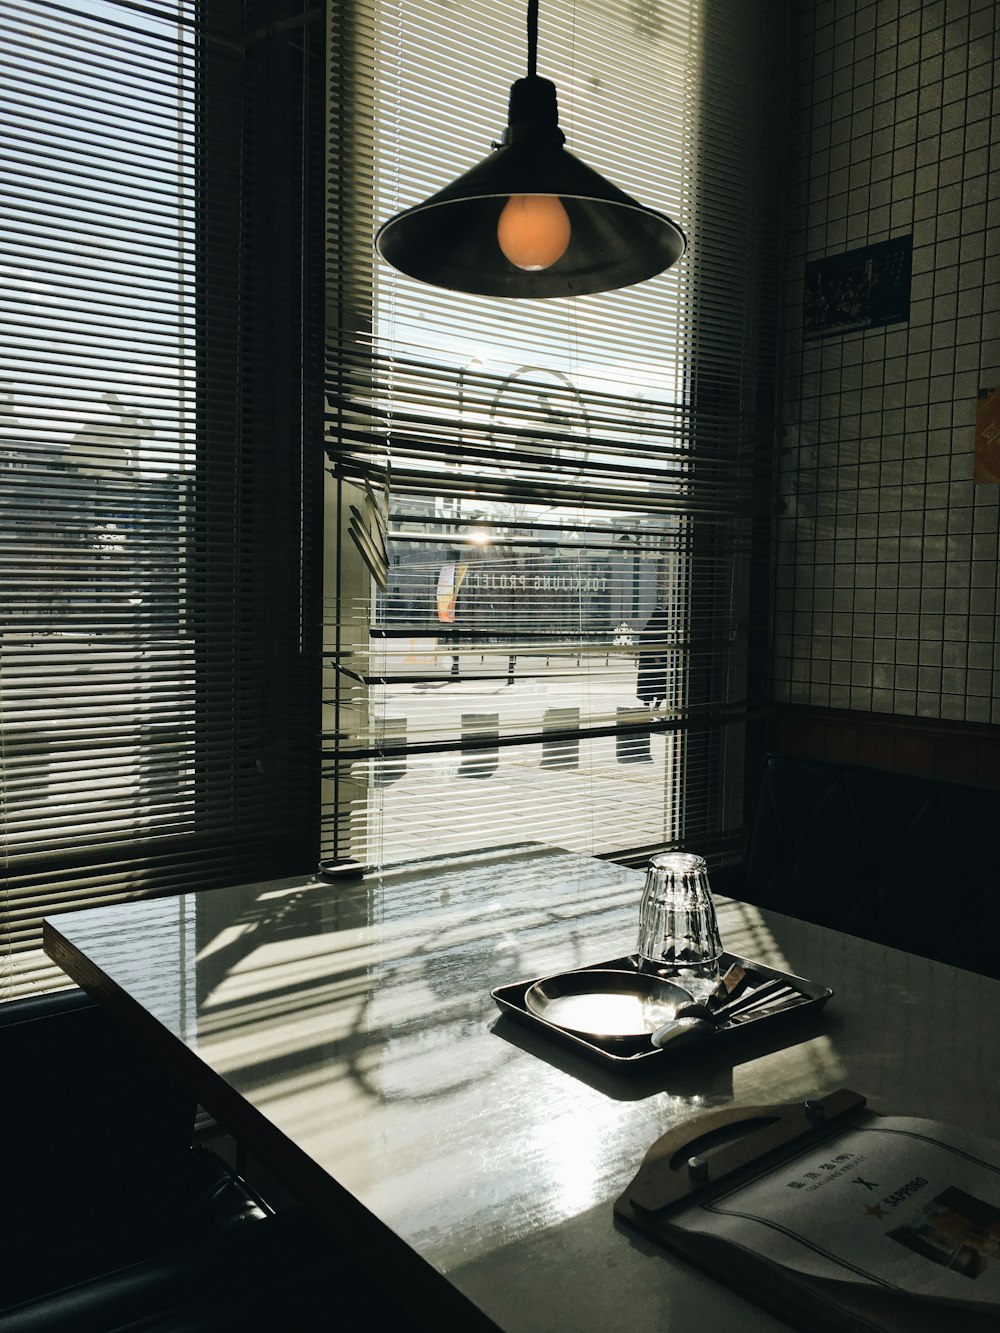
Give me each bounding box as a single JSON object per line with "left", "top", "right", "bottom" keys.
{"left": 774, "top": 0, "right": 1000, "bottom": 723}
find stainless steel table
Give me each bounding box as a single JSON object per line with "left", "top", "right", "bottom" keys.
{"left": 43, "top": 844, "right": 1000, "bottom": 1331}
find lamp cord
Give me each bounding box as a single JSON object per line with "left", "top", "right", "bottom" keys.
{"left": 527, "top": 0, "right": 538, "bottom": 76}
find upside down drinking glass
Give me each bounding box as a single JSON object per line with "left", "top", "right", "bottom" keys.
{"left": 636, "top": 852, "right": 723, "bottom": 999}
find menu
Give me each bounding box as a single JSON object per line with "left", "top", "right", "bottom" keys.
{"left": 619, "top": 1103, "right": 1000, "bottom": 1332}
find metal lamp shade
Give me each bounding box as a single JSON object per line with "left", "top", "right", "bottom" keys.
{"left": 375, "top": 138, "right": 686, "bottom": 299}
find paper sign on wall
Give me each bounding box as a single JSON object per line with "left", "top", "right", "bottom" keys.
{"left": 973, "top": 386, "right": 1000, "bottom": 484}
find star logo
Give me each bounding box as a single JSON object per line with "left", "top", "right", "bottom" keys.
{"left": 864, "top": 1204, "right": 888, "bottom": 1220}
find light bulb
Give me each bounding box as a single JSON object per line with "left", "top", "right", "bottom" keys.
{"left": 497, "top": 194, "right": 571, "bottom": 271}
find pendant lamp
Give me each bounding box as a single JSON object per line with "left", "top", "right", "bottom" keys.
{"left": 374, "top": 0, "right": 686, "bottom": 299}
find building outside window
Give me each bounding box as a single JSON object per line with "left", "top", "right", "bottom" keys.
{"left": 1, "top": 0, "right": 321, "bottom": 993}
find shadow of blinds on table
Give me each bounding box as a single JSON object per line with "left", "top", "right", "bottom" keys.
{"left": 323, "top": 0, "right": 785, "bottom": 871}
{"left": 0, "top": 0, "right": 322, "bottom": 996}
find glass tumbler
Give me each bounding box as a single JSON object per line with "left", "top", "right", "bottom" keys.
{"left": 636, "top": 852, "right": 723, "bottom": 998}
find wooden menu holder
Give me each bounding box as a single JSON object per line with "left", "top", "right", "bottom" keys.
{"left": 616, "top": 1087, "right": 867, "bottom": 1220}
{"left": 615, "top": 1089, "right": 998, "bottom": 1333}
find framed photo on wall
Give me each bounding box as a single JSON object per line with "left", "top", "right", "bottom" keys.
{"left": 803, "top": 235, "right": 912, "bottom": 340}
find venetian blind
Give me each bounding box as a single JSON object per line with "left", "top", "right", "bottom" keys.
{"left": 323, "top": 0, "right": 784, "bottom": 870}
{"left": 1, "top": 0, "right": 322, "bottom": 990}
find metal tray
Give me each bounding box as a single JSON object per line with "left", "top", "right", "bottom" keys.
{"left": 491, "top": 951, "right": 833, "bottom": 1072}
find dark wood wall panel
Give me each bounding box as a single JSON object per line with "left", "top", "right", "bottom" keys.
{"left": 769, "top": 706, "right": 1000, "bottom": 787}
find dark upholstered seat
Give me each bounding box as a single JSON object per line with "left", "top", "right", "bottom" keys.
{"left": 0, "top": 1208, "right": 339, "bottom": 1332}
{"left": 0, "top": 988, "right": 266, "bottom": 1313}
{"left": 713, "top": 755, "right": 1000, "bottom": 981}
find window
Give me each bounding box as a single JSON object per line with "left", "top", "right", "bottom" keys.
{"left": 1, "top": 0, "right": 322, "bottom": 995}
{"left": 324, "top": 0, "right": 783, "bottom": 871}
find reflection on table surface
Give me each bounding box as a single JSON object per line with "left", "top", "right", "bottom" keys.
{"left": 44, "top": 844, "right": 1000, "bottom": 1333}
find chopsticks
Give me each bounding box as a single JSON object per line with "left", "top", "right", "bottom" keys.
{"left": 672, "top": 964, "right": 815, "bottom": 1031}
{"left": 706, "top": 970, "right": 810, "bottom": 1025}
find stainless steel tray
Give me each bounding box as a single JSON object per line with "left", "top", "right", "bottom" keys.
{"left": 491, "top": 952, "right": 833, "bottom": 1072}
